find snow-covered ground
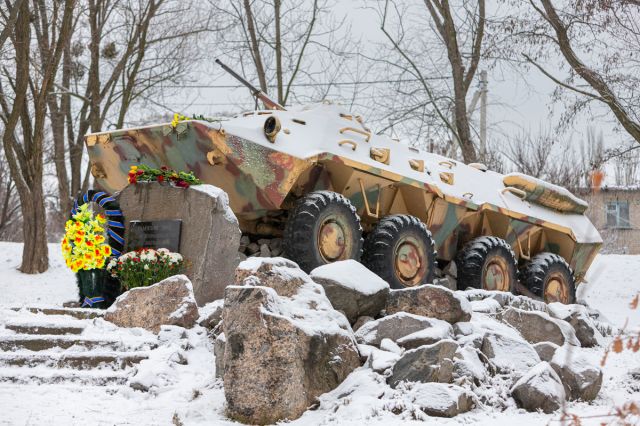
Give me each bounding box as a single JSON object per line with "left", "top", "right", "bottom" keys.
{"left": 0, "top": 242, "right": 638, "bottom": 425}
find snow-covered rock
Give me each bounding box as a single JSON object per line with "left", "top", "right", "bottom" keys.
{"left": 386, "top": 284, "right": 472, "bottom": 324}
{"left": 395, "top": 318, "right": 454, "bottom": 349}
{"left": 197, "top": 299, "right": 223, "bottom": 330}
{"left": 550, "top": 346, "right": 603, "bottom": 401}
{"left": 355, "top": 312, "right": 436, "bottom": 347}
{"left": 213, "top": 333, "right": 225, "bottom": 379}
{"left": 388, "top": 340, "right": 458, "bottom": 388}
{"left": 353, "top": 315, "right": 374, "bottom": 331}
{"left": 511, "top": 362, "right": 566, "bottom": 413}
{"left": 222, "top": 258, "right": 360, "bottom": 424}
{"left": 533, "top": 341, "right": 560, "bottom": 362}
{"left": 310, "top": 260, "right": 389, "bottom": 324}
{"left": 480, "top": 332, "right": 540, "bottom": 373}
{"left": 547, "top": 303, "right": 604, "bottom": 347}
{"left": 452, "top": 345, "right": 488, "bottom": 384}
{"left": 397, "top": 382, "right": 475, "bottom": 417}
{"left": 104, "top": 275, "right": 199, "bottom": 334}
{"left": 365, "top": 346, "right": 401, "bottom": 373}
{"left": 501, "top": 307, "right": 580, "bottom": 347}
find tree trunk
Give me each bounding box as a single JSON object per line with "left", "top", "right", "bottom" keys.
{"left": 19, "top": 187, "right": 48, "bottom": 274}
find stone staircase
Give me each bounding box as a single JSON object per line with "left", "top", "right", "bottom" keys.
{"left": 0, "top": 307, "right": 157, "bottom": 387}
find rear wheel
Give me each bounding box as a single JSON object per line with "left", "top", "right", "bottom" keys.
{"left": 362, "top": 215, "right": 437, "bottom": 289}
{"left": 283, "top": 191, "right": 362, "bottom": 272}
{"left": 456, "top": 237, "right": 517, "bottom": 292}
{"left": 520, "top": 253, "right": 576, "bottom": 304}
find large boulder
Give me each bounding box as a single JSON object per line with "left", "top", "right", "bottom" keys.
{"left": 501, "top": 307, "right": 580, "bottom": 347}
{"left": 222, "top": 259, "right": 360, "bottom": 425}
{"left": 310, "top": 260, "right": 389, "bottom": 324}
{"left": 550, "top": 346, "right": 603, "bottom": 401}
{"left": 104, "top": 275, "right": 199, "bottom": 333}
{"left": 403, "top": 383, "right": 475, "bottom": 417}
{"left": 118, "top": 183, "right": 241, "bottom": 305}
{"left": 388, "top": 340, "right": 459, "bottom": 388}
{"left": 480, "top": 332, "right": 540, "bottom": 373}
{"left": 386, "top": 284, "right": 472, "bottom": 324}
{"left": 355, "top": 312, "right": 437, "bottom": 347}
{"left": 547, "top": 303, "right": 604, "bottom": 347}
{"left": 511, "top": 362, "right": 566, "bottom": 413}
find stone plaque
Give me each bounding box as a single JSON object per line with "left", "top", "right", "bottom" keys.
{"left": 127, "top": 219, "right": 182, "bottom": 252}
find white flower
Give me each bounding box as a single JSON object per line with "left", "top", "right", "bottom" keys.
{"left": 143, "top": 264, "right": 149, "bottom": 270}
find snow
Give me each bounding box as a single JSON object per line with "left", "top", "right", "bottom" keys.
{"left": 0, "top": 242, "right": 77, "bottom": 308}
{"left": 0, "top": 243, "right": 638, "bottom": 425}
{"left": 310, "top": 260, "right": 389, "bottom": 295}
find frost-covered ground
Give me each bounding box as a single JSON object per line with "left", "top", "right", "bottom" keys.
{"left": 0, "top": 242, "right": 638, "bottom": 425}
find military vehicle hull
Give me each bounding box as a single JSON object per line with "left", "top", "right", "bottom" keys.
{"left": 86, "top": 103, "right": 601, "bottom": 302}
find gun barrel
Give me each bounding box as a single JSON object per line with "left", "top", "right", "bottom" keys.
{"left": 215, "top": 59, "right": 285, "bottom": 111}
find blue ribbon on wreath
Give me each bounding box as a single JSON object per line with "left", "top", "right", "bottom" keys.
{"left": 82, "top": 296, "right": 105, "bottom": 307}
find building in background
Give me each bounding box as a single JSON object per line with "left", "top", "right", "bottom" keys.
{"left": 581, "top": 187, "right": 640, "bottom": 254}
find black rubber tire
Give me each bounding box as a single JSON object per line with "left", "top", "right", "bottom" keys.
{"left": 519, "top": 253, "right": 576, "bottom": 304}
{"left": 283, "top": 190, "right": 363, "bottom": 272}
{"left": 456, "top": 236, "right": 518, "bottom": 292}
{"left": 362, "top": 215, "right": 437, "bottom": 289}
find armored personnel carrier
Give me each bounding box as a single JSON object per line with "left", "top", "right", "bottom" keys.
{"left": 85, "top": 66, "right": 601, "bottom": 304}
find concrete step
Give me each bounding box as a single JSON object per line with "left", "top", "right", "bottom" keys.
{"left": 0, "top": 352, "right": 148, "bottom": 370}
{"left": 5, "top": 324, "right": 85, "bottom": 335}
{"left": 9, "top": 307, "right": 104, "bottom": 320}
{"left": 0, "top": 367, "right": 129, "bottom": 386}
{"left": 0, "top": 335, "right": 156, "bottom": 352}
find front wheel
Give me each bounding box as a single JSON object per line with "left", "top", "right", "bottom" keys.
{"left": 362, "top": 215, "right": 437, "bottom": 289}
{"left": 283, "top": 191, "right": 363, "bottom": 272}
{"left": 519, "top": 253, "right": 576, "bottom": 304}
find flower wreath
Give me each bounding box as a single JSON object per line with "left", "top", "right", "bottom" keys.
{"left": 71, "top": 190, "right": 126, "bottom": 257}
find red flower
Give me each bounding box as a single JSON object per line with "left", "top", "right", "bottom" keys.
{"left": 137, "top": 170, "right": 144, "bottom": 176}
{"left": 158, "top": 175, "right": 164, "bottom": 183}
{"left": 175, "top": 180, "right": 189, "bottom": 188}
{"left": 161, "top": 166, "right": 168, "bottom": 171}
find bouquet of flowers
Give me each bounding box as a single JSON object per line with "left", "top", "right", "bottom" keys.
{"left": 107, "top": 248, "right": 185, "bottom": 290}
{"left": 61, "top": 204, "right": 112, "bottom": 272}
{"left": 127, "top": 164, "right": 202, "bottom": 188}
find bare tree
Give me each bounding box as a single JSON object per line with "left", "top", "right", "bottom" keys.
{"left": 370, "top": 0, "right": 486, "bottom": 163}
{"left": 0, "top": 0, "right": 76, "bottom": 273}
{"left": 516, "top": 0, "right": 640, "bottom": 144}
{"left": 504, "top": 126, "right": 585, "bottom": 189}
{"left": 47, "top": 0, "right": 210, "bottom": 215}
{"left": 0, "top": 146, "right": 21, "bottom": 241}
{"left": 210, "top": 0, "right": 354, "bottom": 108}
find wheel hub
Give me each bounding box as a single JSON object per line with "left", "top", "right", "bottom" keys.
{"left": 394, "top": 239, "right": 423, "bottom": 285}
{"left": 482, "top": 257, "right": 510, "bottom": 292}
{"left": 318, "top": 219, "right": 346, "bottom": 261}
{"left": 544, "top": 273, "right": 569, "bottom": 303}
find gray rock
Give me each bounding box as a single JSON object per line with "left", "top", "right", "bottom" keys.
{"left": 235, "top": 257, "right": 305, "bottom": 297}
{"left": 501, "top": 307, "right": 580, "bottom": 347}
{"left": 388, "top": 340, "right": 459, "bottom": 388}
{"left": 547, "top": 303, "right": 604, "bottom": 347}
{"left": 443, "top": 260, "right": 457, "bottom": 279}
{"left": 550, "top": 346, "right": 603, "bottom": 401}
{"left": 452, "top": 346, "right": 487, "bottom": 384}
{"left": 533, "top": 342, "right": 560, "bottom": 362}
{"left": 408, "top": 383, "right": 474, "bottom": 417}
{"left": 386, "top": 284, "right": 472, "bottom": 324}
{"left": 259, "top": 243, "right": 271, "bottom": 257}
{"left": 118, "top": 183, "right": 241, "bottom": 305}
{"left": 246, "top": 242, "right": 259, "bottom": 254}
{"left": 353, "top": 316, "right": 374, "bottom": 331}
{"left": 222, "top": 260, "right": 360, "bottom": 424}
{"left": 355, "top": 312, "right": 437, "bottom": 347}
{"left": 364, "top": 347, "right": 401, "bottom": 373}
{"left": 433, "top": 276, "right": 457, "bottom": 291}
{"left": 511, "top": 362, "right": 566, "bottom": 413}
{"left": 198, "top": 300, "right": 224, "bottom": 330}
{"left": 310, "top": 260, "right": 389, "bottom": 324}
{"left": 453, "top": 322, "right": 474, "bottom": 337}
{"left": 214, "top": 333, "right": 226, "bottom": 379}
{"left": 239, "top": 235, "right": 250, "bottom": 251}
{"left": 480, "top": 332, "right": 540, "bottom": 373}
{"left": 396, "top": 318, "right": 454, "bottom": 349}
{"left": 105, "top": 275, "right": 199, "bottom": 334}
